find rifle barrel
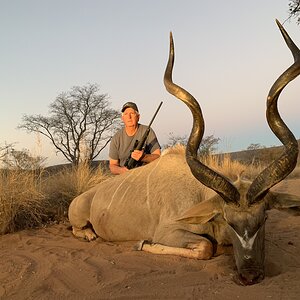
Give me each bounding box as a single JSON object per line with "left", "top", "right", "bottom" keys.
{"left": 148, "top": 101, "right": 163, "bottom": 127}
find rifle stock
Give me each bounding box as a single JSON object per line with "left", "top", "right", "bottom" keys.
{"left": 124, "top": 101, "right": 163, "bottom": 169}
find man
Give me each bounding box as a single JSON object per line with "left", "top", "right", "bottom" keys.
{"left": 109, "top": 101, "right": 161, "bottom": 175}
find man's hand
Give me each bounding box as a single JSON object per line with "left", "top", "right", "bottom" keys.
{"left": 131, "top": 148, "right": 161, "bottom": 164}
{"left": 131, "top": 149, "right": 145, "bottom": 161}
{"left": 109, "top": 159, "right": 129, "bottom": 175}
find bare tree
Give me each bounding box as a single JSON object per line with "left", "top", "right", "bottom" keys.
{"left": 19, "top": 84, "right": 121, "bottom": 165}
{"left": 246, "top": 143, "right": 265, "bottom": 150}
{"left": 0, "top": 143, "right": 13, "bottom": 160}
{"left": 286, "top": 0, "right": 300, "bottom": 24}
{"left": 163, "top": 132, "right": 188, "bottom": 148}
{"left": 163, "top": 132, "right": 220, "bottom": 156}
{"left": 199, "top": 135, "right": 220, "bottom": 157}
{"left": 2, "top": 148, "right": 46, "bottom": 170}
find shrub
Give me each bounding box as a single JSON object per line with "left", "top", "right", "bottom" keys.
{"left": 0, "top": 161, "right": 110, "bottom": 234}
{"left": 0, "top": 169, "right": 45, "bottom": 234}
{"left": 42, "top": 161, "right": 109, "bottom": 221}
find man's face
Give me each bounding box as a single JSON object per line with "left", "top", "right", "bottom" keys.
{"left": 122, "top": 108, "right": 140, "bottom": 127}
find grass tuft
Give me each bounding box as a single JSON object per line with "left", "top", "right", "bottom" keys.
{"left": 0, "top": 169, "right": 45, "bottom": 234}
{"left": 0, "top": 162, "right": 109, "bottom": 234}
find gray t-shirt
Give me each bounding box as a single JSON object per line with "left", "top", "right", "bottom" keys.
{"left": 109, "top": 124, "right": 160, "bottom": 167}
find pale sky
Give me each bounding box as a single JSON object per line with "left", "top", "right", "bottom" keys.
{"left": 1, "top": 0, "right": 299, "bottom": 166}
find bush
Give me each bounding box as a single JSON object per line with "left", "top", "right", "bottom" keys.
{"left": 42, "top": 161, "right": 109, "bottom": 221}
{"left": 0, "top": 162, "right": 110, "bottom": 234}
{"left": 0, "top": 169, "right": 45, "bottom": 234}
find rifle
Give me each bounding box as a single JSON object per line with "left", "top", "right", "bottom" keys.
{"left": 124, "top": 101, "right": 163, "bottom": 169}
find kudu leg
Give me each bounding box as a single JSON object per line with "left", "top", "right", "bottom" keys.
{"left": 139, "top": 241, "right": 232, "bottom": 258}
{"left": 140, "top": 241, "right": 212, "bottom": 259}
{"left": 68, "top": 190, "right": 98, "bottom": 241}
{"left": 72, "top": 226, "right": 97, "bottom": 241}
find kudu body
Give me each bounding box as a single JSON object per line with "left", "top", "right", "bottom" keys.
{"left": 68, "top": 20, "right": 300, "bottom": 285}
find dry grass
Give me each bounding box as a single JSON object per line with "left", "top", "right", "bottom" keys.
{"left": 0, "top": 152, "right": 299, "bottom": 234}
{"left": 42, "top": 161, "right": 110, "bottom": 221}
{"left": 165, "top": 145, "right": 266, "bottom": 181}
{"left": 0, "top": 169, "right": 45, "bottom": 234}
{"left": 287, "top": 164, "right": 300, "bottom": 179}
{"left": 0, "top": 162, "right": 109, "bottom": 234}
{"left": 202, "top": 153, "right": 264, "bottom": 181}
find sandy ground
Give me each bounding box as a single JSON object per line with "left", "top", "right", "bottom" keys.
{"left": 1, "top": 179, "right": 300, "bottom": 300}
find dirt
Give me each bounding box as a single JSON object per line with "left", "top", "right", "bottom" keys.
{"left": 0, "top": 179, "right": 300, "bottom": 300}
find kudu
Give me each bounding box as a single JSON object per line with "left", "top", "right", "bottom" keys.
{"left": 68, "top": 20, "right": 300, "bottom": 286}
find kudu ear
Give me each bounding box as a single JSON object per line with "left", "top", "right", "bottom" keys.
{"left": 176, "top": 197, "right": 223, "bottom": 224}
{"left": 267, "top": 191, "right": 300, "bottom": 215}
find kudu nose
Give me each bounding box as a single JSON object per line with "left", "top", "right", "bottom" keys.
{"left": 238, "top": 269, "right": 265, "bottom": 286}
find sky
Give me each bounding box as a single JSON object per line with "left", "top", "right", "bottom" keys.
{"left": 1, "top": 0, "right": 299, "bottom": 166}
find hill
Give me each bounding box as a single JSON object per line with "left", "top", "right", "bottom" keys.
{"left": 225, "top": 139, "right": 300, "bottom": 166}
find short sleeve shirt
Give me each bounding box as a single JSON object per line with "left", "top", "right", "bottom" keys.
{"left": 109, "top": 124, "right": 161, "bottom": 167}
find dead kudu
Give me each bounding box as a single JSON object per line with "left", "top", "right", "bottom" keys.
{"left": 68, "top": 20, "right": 300, "bottom": 285}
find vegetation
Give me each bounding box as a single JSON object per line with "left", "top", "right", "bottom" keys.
{"left": 246, "top": 143, "right": 265, "bottom": 151}
{"left": 163, "top": 132, "right": 220, "bottom": 156}
{"left": 2, "top": 143, "right": 299, "bottom": 235}
{"left": 0, "top": 143, "right": 13, "bottom": 160}
{"left": 203, "top": 153, "right": 265, "bottom": 182}
{"left": 163, "top": 132, "right": 189, "bottom": 149}
{"left": 287, "top": 0, "right": 300, "bottom": 24}
{"left": 0, "top": 161, "right": 109, "bottom": 234}
{"left": 2, "top": 147, "right": 46, "bottom": 170}
{"left": 0, "top": 168, "right": 45, "bottom": 234}
{"left": 199, "top": 135, "right": 221, "bottom": 157}
{"left": 228, "top": 140, "right": 300, "bottom": 167}
{"left": 19, "top": 83, "right": 121, "bottom": 165}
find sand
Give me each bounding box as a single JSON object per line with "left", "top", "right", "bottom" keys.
{"left": 0, "top": 179, "right": 300, "bottom": 300}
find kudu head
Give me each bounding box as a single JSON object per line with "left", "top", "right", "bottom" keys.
{"left": 164, "top": 20, "right": 300, "bottom": 285}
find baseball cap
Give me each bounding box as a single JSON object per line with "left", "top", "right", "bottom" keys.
{"left": 121, "top": 102, "right": 139, "bottom": 112}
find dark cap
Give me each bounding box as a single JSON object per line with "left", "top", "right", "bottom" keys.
{"left": 121, "top": 102, "right": 139, "bottom": 113}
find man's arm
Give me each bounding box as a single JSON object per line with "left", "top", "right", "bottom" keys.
{"left": 142, "top": 148, "right": 161, "bottom": 163}
{"left": 131, "top": 148, "right": 161, "bottom": 164}
{"left": 109, "top": 159, "right": 128, "bottom": 175}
